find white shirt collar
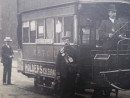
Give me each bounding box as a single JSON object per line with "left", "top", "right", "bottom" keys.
{"left": 6, "top": 44, "right": 10, "bottom": 48}
{"left": 109, "top": 17, "right": 115, "bottom": 23}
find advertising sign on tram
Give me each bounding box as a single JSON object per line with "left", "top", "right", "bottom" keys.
{"left": 23, "top": 61, "right": 56, "bottom": 77}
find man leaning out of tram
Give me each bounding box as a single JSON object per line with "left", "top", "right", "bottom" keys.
{"left": 98, "top": 4, "right": 126, "bottom": 50}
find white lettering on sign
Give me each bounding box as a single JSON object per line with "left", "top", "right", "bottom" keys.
{"left": 24, "top": 63, "right": 56, "bottom": 76}
{"left": 36, "top": 39, "right": 53, "bottom": 44}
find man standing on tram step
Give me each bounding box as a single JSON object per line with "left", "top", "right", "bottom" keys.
{"left": 56, "top": 31, "right": 78, "bottom": 98}
{"left": 1, "top": 37, "right": 14, "bottom": 85}
{"left": 98, "top": 4, "right": 125, "bottom": 50}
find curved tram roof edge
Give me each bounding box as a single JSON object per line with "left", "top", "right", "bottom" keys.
{"left": 79, "top": 0, "right": 130, "bottom": 4}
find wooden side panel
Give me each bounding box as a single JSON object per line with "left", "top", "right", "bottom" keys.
{"left": 22, "top": 44, "right": 37, "bottom": 60}
{"left": 53, "top": 45, "right": 63, "bottom": 62}
{"left": 36, "top": 45, "right": 54, "bottom": 62}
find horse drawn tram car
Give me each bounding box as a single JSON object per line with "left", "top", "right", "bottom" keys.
{"left": 17, "top": 0, "right": 130, "bottom": 97}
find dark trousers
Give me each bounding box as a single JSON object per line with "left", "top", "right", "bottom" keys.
{"left": 3, "top": 63, "right": 12, "bottom": 84}
{"left": 59, "top": 74, "right": 76, "bottom": 98}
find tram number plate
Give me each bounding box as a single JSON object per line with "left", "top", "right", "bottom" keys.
{"left": 24, "top": 63, "right": 56, "bottom": 76}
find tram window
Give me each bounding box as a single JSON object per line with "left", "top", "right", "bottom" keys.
{"left": 30, "top": 21, "right": 36, "bottom": 43}
{"left": 54, "top": 17, "right": 63, "bottom": 43}
{"left": 22, "top": 21, "right": 29, "bottom": 43}
{"left": 81, "top": 26, "right": 90, "bottom": 44}
{"left": 64, "top": 16, "right": 74, "bottom": 43}
{"left": 46, "top": 18, "right": 54, "bottom": 39}
{"left": 37, "top": 19, "right": 45, "bottom": 39}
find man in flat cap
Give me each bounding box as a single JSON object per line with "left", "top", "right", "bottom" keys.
{"left": 1, "top": 37, "right": 14, "bottom": 85}
{"left": 56, "top": 31, "right": 78, "bottom": 98}
{"left": 98, "top": 4, "right": 124, "bottom": 50}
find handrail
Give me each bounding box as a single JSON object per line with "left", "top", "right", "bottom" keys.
{"left": 116, "top": 38, "right": 130, "bottom": 66}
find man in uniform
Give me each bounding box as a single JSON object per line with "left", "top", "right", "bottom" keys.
{"left": 1, "top": 37, "right": 14, "bottom": 85}
{"left": 56, "top": 31, "right": 77, "bottom": 98}
{"left": 98, "top": 4, "right": 124, "bottom": 50}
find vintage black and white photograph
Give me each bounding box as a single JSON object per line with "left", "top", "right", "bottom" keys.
{"left": 0, "top": 0, "right": 130, "bottom": 98}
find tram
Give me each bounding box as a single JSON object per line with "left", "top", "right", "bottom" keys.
{"left": 17, "top": 0, "right": 130, "bottom": 97}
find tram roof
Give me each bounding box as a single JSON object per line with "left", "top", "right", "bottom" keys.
{"left": 79, "top": 0, "right": 130, "bottom": 4}
{"left": 17, "top": 0, "right": 130, "bottom": 13}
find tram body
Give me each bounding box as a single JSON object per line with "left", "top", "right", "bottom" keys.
{"left": 17, "top": 0, "right": 130, "bottom": 94}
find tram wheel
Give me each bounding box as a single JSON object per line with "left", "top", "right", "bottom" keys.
{"left": 92, "top": 88, "right": 111, "bottom": 98}
{"left": 103, "top": 88, "right": 111, "bottom": 97}
{"left": 92, "top": 89, "right": 103, "bottom": 98}
{"left": 34, "top": 77, "right": 38, "bottom": 88}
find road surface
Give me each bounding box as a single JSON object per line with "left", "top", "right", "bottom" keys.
{"left": 0, "top": 61, "right": 55, "bottom": 98}
{"left": 0, "top": 60, "right": 130, "bottom": 98}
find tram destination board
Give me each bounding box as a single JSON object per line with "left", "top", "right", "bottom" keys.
{"left": 23, "top": 60, "right": 56, "bottom": 77}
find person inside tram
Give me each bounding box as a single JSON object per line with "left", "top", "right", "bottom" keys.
{"left": 98, "top": 4, "right": 125, "bottom": 50}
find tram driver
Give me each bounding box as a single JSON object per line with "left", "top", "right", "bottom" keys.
{"left": 98, "top": 4, "right": 125, "bottom": 50}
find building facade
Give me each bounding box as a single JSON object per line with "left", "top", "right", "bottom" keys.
{"left": 1, "top": 0, "right": 18, "bottom": 49}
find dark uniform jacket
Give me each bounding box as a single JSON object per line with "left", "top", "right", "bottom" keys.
{"left": 1, "top": 45, "right": 13, "bottom": 64}
{"left": 98, "top": 19, "right": 122, "bottom": 49}
{"left": 56, "top": 45, "right": 77, "bottom": 78}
